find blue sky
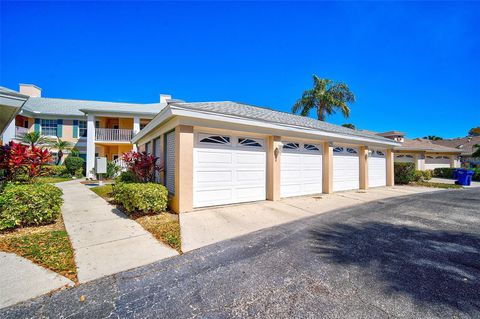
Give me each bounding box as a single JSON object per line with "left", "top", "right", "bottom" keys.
{"left": 1, "top": 1, "right": 479, "bottom": 138}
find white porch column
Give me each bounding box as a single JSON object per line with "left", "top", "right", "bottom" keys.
{"left": 132, "top": 116, "right": 140, "bottom": 152}
{"left": 2, "top": 120, "right": 16, "bottom": 145}
{"left": 415, "top": 152, "right": 425, "bottom": 171}
{"left": 86, "top": 113, "right": 96, "bottom": 178}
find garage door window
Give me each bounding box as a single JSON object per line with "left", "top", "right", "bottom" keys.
{"left": 376, "top": 150, "right": 385, "bottom": 156}
{"left": 283, "top": 142, "right": 300, "bottom": 150}
{"left": 304, "top": 144, "right": 320, "bottom": 152}
{"left": 346, "top": 148, "right": 358, "bottom": 154}
{"left": 199, "top": 135, "right": 230, "bottom": 145}
{"left": 238, "top": 138, "right": 263, "bottom": 148}
{"left": 333, "top": 147, "right": 344, "bottom": 153}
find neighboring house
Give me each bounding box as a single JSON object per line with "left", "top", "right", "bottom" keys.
{"left": 0, "top": 86, "right": 29, "bottom": 138}
{"left": 133, "top": 101, "right": 401, "bottom": 213}
{"left": 374, "top": 131, "right": 462, "bottom": 170}
{"left": 1, "top": 84, "right": 173, "bottom": 177}
{"left": 430, "top": 136, "right": 480, "bottom": 166}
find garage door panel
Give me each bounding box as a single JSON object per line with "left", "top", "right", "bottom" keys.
{"left": 237, "top": 186, "right": 266, "bottom": 200}
{"left": 368, "top": 150, "right": 386, "bottom": 187}
{"left": 236, "top": 170, "right": 265, "bottom": 183}
{"left": 195, "top": 188, "right": 233, "bottom": 206}
{"left": 333, "top": 148, "right": 360, "bottom": 192}
{"left": 236, "top": 152, "right": 265, "bottom": 164}
{"left": 196, "top": 151, "right": 233, "bottom": 165}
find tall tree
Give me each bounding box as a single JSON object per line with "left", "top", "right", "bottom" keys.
{"left": 49, "top": 138, "right": 73, "bottom": 165}
{"left": 468, "top": 127, "right": 480, "bottom": 136}
{"left": 20, "top": 132, "right": 48, "bottom": 147}
{"left": 423, "top": 135, "right": 443, "bottom": 141}
{"left": 292, "top": 75, "right": 355, "bottom": 121}
{"left": 473, "top": 144, "right": 480, "bottom": 158}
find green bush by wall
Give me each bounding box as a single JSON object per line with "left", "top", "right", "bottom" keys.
{"left": 64, "top": 156, "right": 85, "bottom": 175}
{"left": 113, "top": 182, "right": 168, "bottom": 215}
{"left": 0, "top": 183, "right": 63, "bottom": 230}
{"left": 394, "top": 162, "right": 416, "bottom": 184}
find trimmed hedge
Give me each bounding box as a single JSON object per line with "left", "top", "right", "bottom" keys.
{"left": 112, "top": 182, "right": 168, "bottom": 215}
{"left": 0, "top": 183, "right": 63, "bottom": 230}
{"left": 46, "top": 165, "right": 69, "bottom": 177}
{"left": 115, "top": 171, "right": 136, "bottom": 183}
{"left": 433, "top": 168, "right": 455, "bottom": 179}
{"left": 64, "top": 156, "right": 85, "bottom": 175}
{"left": 414, "top": 170, "right": 432, "bottom": 182}
{"left": 394, "top": 162, "right": 416, "bottom": 184}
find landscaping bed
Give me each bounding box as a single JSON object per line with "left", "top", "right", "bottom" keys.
{"left": 36, "top": 176, "right": 73, "bottom": 184}
{"left": 413, "top": 181, "right": 463, "bottom": 189}
{"left": 0, "top": 218, "right": 77, "bottom": 282}
{"left": 90, "top": 184, "right": 181, "bottom": 253}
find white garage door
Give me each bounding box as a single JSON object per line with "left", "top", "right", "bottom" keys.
{"left": 333, "top": 146, "right": 360, "bottom": 192}
{"left": 193, "top": 133, "right": 266, "bottom": 208}
{"left": 395, "top": 154, "right": 414, "bottom": 163}
{"left": 425, "top": 155, "right": 450, "bottom": 170}
{"left": 281, "top": 142, "right": 323, "bottom": 197}
{"left": 368, "top": 149, "right": 386, "bottom": 188}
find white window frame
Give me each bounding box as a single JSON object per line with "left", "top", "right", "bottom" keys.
{"left": 41, "top": 119, "right": 57, "bottom": 137}
{"left": 79, "top": 120, "right": 87, "bottom": 138}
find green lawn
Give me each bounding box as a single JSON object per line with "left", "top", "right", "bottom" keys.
{"left": 414, "top": 181, "right": 463, "bottom": 189}
{"left": 90, "top": 184, "right": 114, "bottom": 200}
{"left": 0, "top": 219, "right": 77, "bottom": 281}
{"left": 36, "top": 176, "right": 73, "bottom": 184}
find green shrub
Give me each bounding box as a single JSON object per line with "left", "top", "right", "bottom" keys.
{"left": 74, "top": 168, "right": 84, "bottom": 178}
{"left": 414, "top": 170, "right": 432, "bottom": 182}
{"left": 0, "top": 183, "right": 63, "bottom": 230}
{"left": 47, "top": 165, "right": 69, "bottom": 177}
{"left": 472, "top": 168, "right": 480, "bottom": 181}
{"left": 433, "top": 167, "right": 455, "bottom": 178}
{"left": 115, "top": 171, "right": 136, "bottom": 183}
{"left": 106, "top": 162, "right": 122, "bottom": 179}
{"left": 112, "top": 182, "right": 168, "bottom": 215}
{"left": 394, "top": 162, "right": 416, "bottom": 184}
{"left": 64, "top": 156, "right": 85, "bottom": 175}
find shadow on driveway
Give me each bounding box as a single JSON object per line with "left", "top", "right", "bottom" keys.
{"left": 310, "top": 221, "right": 480, "bottom": 314}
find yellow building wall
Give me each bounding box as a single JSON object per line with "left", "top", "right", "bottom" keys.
{"left": 119, "top": 118, "right": 133, "bottom": 129}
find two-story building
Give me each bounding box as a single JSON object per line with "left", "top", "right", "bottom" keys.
{"left": 1, "top": 84, "right": 172, "bottom": 178}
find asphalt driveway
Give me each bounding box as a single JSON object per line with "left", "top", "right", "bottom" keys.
{"left": 1, "top": 188, "right": 479, "bottom": 318}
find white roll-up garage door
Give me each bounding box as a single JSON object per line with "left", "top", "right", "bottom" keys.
{"left": 425, "top": 155, "right": 450, "bottom": 170}
{"left": 333, "top": 146, "right": 360, "bottom": 191}
{"left": 368, "top": 149, "right": 387, "bottom": 187}
{"left": 193, "top": 133, "right": 266, "bottom": 208}
{"left": 280, "top": 142, "right": 323, "bottom": 197}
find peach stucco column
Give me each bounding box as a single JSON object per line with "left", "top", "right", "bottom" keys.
{"left": 359, "top": 146, "right": 369, "bottom": 190}
{"left": 172, "top": 125, "right": 194, "bottom": 213}
{"left": 415, "top": 152, "right": 426, "bottom": 171}
{"left": 267, "top": 136, "right": 281, "bottom": 201}
{"left": 322, "top": 142, "right": 333, "bottom": 194}
{"left": 386, "top": 149, "right": 395, "bottom": 186}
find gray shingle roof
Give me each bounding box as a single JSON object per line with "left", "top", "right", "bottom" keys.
{"left": 170, "top": 101, "right": 396, "bottom": 143}
{"left": 22, "top": 97, "right": 165, "bottom": 117}
{"left": 397, "top": 138, "right": 462, "bottom": 153}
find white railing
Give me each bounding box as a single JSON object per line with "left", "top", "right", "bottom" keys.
{"left": 15, "top": 126, "right": 29, "bottom": 139}
{"left": 112, "top": 157, "right": 128, "bottom": 175}
{"left": 95, "top": 128, "right": 133, "bottom": 142}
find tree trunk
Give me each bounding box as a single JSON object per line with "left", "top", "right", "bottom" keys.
{"left": 57, "top": 150, "right": 63, "bottom": 165}
{"left": 317, "top": 106, "right": 325, "bottom": 121}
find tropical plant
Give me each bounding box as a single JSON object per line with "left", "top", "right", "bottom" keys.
{"left": 342, "top": 123, "right": 356, "bottom": 130}
{"left": 468, "top": 127, "right": 480, "bottom": 136}
{"left": 122, "top": 151, "right": 163, "bottom": 183}
{"left": 394, "top": 162, "right": 416, "bottom": 184}
{"left": 423, "top": 135, "right": 443, "bottom": 141}
{"left": 105, "top": 161, "right": 122, "bottom": 179}
{"left": 112, "top": 182, "right": 168, "bottom": 214}
{"left": 20, "top": 131, "right": 48, "bottom": 147}
{"left": 64, "top": 156, "right": 85, "bottom": 175}
{"left": 70, "top": 147, "right": 80, "bottom": 157}
{"left": 292, "top": 75, "right": 356, "bottom": 121}
{"left": 49, "top": 138, "right": 73, "bottom": 165}
{"left": 0, "top": 141, "right": 52, "bottom": 182}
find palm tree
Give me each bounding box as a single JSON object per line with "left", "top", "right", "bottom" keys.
{"left": 20, "top": 131, "right": 48, "bottom": 147}
{"left": 49, "top": 138, "right": 73, "bottom": 165}
{"left": 292, "top": 75, "right": 356, "bottom": 121}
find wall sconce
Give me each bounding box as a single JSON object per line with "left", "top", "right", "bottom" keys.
{"left": 367, "top": 150, "right": 373, "bottom": 157}
{"left": 274, "top": 142, "right": 283, "bottom": 161}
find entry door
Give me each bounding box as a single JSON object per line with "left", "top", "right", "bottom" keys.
{"left": 333, "top": 146, "right": 360, "bottom": 191}
{"left": 368, "top": 149, "right": 387, "bottom": 187}
{"left": 193, "top": 133, "right": 266, "bottom": 208}
{"left": 280, "top": 142, "right": 323, "bottom": 197}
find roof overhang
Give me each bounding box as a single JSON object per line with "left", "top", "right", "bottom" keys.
{"left": 0, "top": 90, "right": 29, "bottom": 135}
{"left": 79, "top": 108, "right": 158, "bottom": 118}
{"left": 133, "top": 104, "right": 402, "bottom": 147}
{"left": 395, "top": 147, "right": 462, "bottom": 153}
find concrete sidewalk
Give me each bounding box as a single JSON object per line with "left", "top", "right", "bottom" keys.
{"left": 180, "top": 185, "right": 444, "bottom": 252}
{"left": 58, "top": 180, "right": 178, "bottom": 283}
{"left": 0, "top": 252, "right": 73, "bottom": 308}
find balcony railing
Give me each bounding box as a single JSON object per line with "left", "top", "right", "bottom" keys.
{"left": 15, "top": 126, "right": 29, "bottom": 139}
{"left": 95, "top": 128, "right": 133, "bottom": 142}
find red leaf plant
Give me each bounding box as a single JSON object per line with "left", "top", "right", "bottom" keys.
{"left": 121, "top": 151, "right": 163, "bottom": 183}
{"left": 0, "top": 141, "right": 53, "bottom": 182}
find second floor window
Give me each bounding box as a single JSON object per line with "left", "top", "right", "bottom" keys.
{"left": 41, "top": 119, "right": 57, "bottom": 136}
{"left": 79, "top": 121, "right": 87, "bottom": 137}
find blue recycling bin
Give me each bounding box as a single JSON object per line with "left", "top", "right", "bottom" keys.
{"left": 455, "top": 169, "right": 474, "bottom": 186}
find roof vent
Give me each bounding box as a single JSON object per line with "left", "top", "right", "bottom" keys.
{"left": 160, "top": 94, "right": 172, "bottom": 103}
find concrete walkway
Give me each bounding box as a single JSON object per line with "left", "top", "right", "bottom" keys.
{"left": 181, "top": 185, "right": 445, "bottom": 252}
{"left": 58, "top": 180, "right": 178, "bottom": 283}
{"left": 0, "top": 252, "right": 73, "bottom": 308}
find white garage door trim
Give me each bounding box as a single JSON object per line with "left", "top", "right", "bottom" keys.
{"left": 333, "top": 146, "right": 360, "bottom": 192}
{"left": 280, "top": 141, "right": 323, "bottom": 197}
{"left": 425, "top": 155, "right": 450, "bottom": 170}
{"left": 368, "top": 149, "right": 387, "bottom": 188}
{"left": 193, "top": 133, "right": 266, "bottom": 208}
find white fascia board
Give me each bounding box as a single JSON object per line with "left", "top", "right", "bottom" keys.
{"left": 79, "top": 109, "right": 158, "bottom": 118}
{"left": 171, "top": 107, "right": 401, "bottom": 147}
{"left": 395, "top": 147, "right": 462, "bottom": 153}
{"left": 132, "top": 105, "right": 401, "bottom": 147}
